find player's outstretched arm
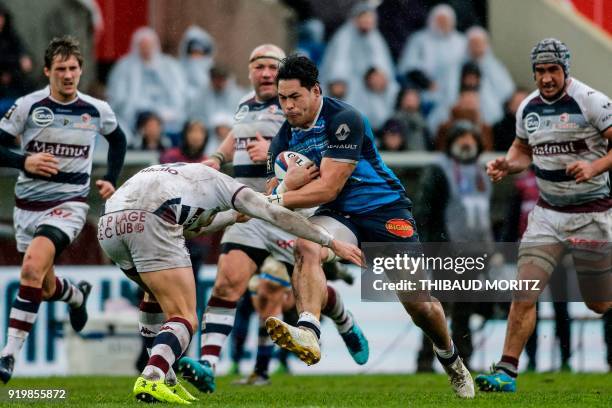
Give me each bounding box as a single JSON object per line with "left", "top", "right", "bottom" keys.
{"left": 184, "top": 210, "right": 244, "bottom": 239}
{"left": 486, "top": 138, "right": 532, "bottom": 183}
{"left": 234, "top": 187, "right": 362, "bottom": 266}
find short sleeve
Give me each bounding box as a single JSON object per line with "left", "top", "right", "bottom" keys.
{"left": 214, "top": 170, "right": 248, "bottom": 210}
{"left": 266, "top": 122, "right": 290, "bottom": 180}
{"left": 0, "top": 97, "right": 29, "bottom": 137}
{"left": 323, "top": 109, "right": 364, "bottom": 163}
{"left": 515, "top": 102, "right": 528, "bottom": 141}
{"left": 583, "top": 90, "right": 612, "bottom": 132}
{"left": 99, "top": 101, "right": 118, "bottom": 135}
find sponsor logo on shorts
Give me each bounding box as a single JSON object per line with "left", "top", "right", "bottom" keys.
{"left": 97, "top": 211, "right": 147, "bottom": 240}
{"left": 524, "top": 112, "right": 540, "bottom": 134}
{"left": 32, "top": 107, "right": 54, "bottom": 127}
{"left": 385, "top": 218, "right": 414, "bottom": 238}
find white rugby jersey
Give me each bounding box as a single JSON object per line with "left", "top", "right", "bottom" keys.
{"left": 105, "top": 163, "right": 244, "bottom": 229}
{"left": 232, "top": 93, "right": 285, "bottom": 192}
{"left": 0, "top": 87, "right": 117, "bottom": 209}
{"left": 516, "top": 78, "right": 612, "bottom": 207}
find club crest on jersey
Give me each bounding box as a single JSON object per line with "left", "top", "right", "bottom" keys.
{"left": 335, "top": 123, "right": 350, "bottom": 141}
{"left": 524, "top": 112, "right": 540, "bottom": 134}
{"left": 32, "top": 107, "right": 54, "bottom": 127}
{"left": 559, "top": 113, "right": 569, "bottom": 123}
{"left": 235, "top": 104, "right": 249, "bottom": 121}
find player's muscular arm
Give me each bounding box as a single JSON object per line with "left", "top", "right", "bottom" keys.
{"left": 486, "top": 138, "right": 532, "bottom": 183}
{"left": 204, "top": 130, "right": 236, "bottom": 169}
{"left": 281, "top": 158, "right": 354, "bottom": 208}
{"left": 233, "top": 187, "right": 362, "bottom": 266}
{"left": 566, "top": 128, "right": 612, "bottom": 183}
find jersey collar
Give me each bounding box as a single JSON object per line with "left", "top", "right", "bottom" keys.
{"left": 293, "top": 98, "right": 324, "bottom": 132}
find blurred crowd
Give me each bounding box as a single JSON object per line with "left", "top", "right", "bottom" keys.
{"left": 0, "top": 0, "right": 528, "bottom": 161}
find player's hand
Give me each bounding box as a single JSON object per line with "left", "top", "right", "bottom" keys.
{"left": 284, "top": 156, "right": 319, "bottom": 190}
{"left": 202, "top": 158, "right": 221, "bottom": 171}
{"left": 486, "top": 157, "right": 509, "bottom": 183}
{"left": 329, "top": 239, "right": 363, "bottom": 267}
{"left": 235, "top": 213, "right": 250, "bottom": 223}
{"left": 246, "top": 132, "right": 269, "bottom": 162}
{"left": 566, "top": 161, "right": 598, "bottom": 183}
{"left": 24, "top": 152, "right": 59, "bottom": 177}
{"left": 96, "top": 180, "right": 115, "bottom": 199}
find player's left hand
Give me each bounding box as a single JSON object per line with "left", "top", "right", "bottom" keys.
{"left": 246, "top": 132, "right": 270, "bottom": 162}
{"left": 96, "top": 180, "right": 115, "bottom": 199}
{"left": 566, "top": 161, "right": 598, "bottom": 183}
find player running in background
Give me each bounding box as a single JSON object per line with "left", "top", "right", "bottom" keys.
{"left": 0, "top": 36, "right": 127, "bottom": 383}
{"left": 179, "top": 44, "right": 368, "bottom": 392}
{"left": 475, "top": 38, "right": 612, "bottom": 392}
{"left": 264, "top": 55, "right": 474, "bottom": 398}
{"left": 97, "top": 162, "right": 362, "bottom": 403}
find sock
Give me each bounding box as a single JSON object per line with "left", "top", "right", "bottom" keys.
{"left": 2, "top": 285, "right": 42, "bottom": 358}
{"left": 496, "top": 355, "right": 519, "bottom": 378}
{"left": 200, "top": 296, "right": 237, "bottom": 367}
{"left": 138, "top": 301, "right": 178, "bottom": 385}
{"left": 254, "top": 316, "right": 276, "bottom": 377}
{"left": 48, "top": 277, "right": 83, "bottom": 308}
{"left": 142, "top": 317, "right": 193, "bottom": 381}
{"left": 322, "top": 285, "right": 353, "bottom": 334}
{"left": 434, "top": 341, "right": 458, "bottom": 366}
{"left": 297, "top": 311, "right": 321, "bottom": 340}
{"left": 231, "top": 294, "right": 254, "bottom": 365}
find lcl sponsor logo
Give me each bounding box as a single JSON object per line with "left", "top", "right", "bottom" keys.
{"left": 32, "top": 107, "right": 54, "bottom": 127}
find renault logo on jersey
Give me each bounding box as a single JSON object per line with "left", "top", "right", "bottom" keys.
{"left": 524, "top": 112, "right": 540, "bottom": 134}
{"left": 335, "top": 123, "right": 350, "bottom": 141}
{"left": 32, "top": 107, "right": 54, "bottom": 127}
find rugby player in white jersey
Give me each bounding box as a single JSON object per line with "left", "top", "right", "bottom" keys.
{"left": 476, "top": 38, "right": 612, "bottom": 392}
{"left": 179, "top": 44, "right": 369, "bottom": 392}
{"left": 96, "top": 162, "right": 362, "bottom": 403}
{"left": 0, "top": 36, "right": 127, "bottom": 384}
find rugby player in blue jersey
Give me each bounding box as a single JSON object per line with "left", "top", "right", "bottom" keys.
{"left": 265, "top": 55, "right": 474, "bottom": 398}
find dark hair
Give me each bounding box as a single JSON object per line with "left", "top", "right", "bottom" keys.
{"left": 277, "top": 54, "right": 319, "bottom": 89}
{"left": 44, "top": 36, "right": 83, "bottom": 69}
{"left": 445, "top": 120, "right": 482, "bottom": 154}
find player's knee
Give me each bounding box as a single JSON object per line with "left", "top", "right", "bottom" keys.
{"left": 585, "top": 301, "right": 610, "bottom": 315}
{"left": 295, "top": 238, "right": 320, "bottom": 260}
{"left": 21, "top": 256, "right": 46, "bottom": 285}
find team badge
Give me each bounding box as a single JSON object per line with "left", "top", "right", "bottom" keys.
{"left": 385, "top": 218, "right": 414, "bottom": 238}
{"left": 335, "top": 123, "right": 350, "bottom": 141}
{"left": 559, "top": 113, "right": 569, "bottom": 123}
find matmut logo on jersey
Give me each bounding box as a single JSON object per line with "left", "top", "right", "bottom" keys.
{"left": 531, "top": 140, "right": 588, "bottom": 156}
{"left": 25, "top": 140, "right": 90, "bottom": 158}
{"left": 31, "top": 107, "right": 55, "bottom": 127}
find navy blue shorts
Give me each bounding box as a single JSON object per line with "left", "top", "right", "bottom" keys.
{"left": 314, "top": 200, "right": 420, "bottom": 244}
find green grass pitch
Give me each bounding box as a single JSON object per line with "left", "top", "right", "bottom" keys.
{"left": 2, "top": 372, "right": 611, "bottom": 407}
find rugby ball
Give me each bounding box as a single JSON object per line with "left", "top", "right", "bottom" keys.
{"left": 274, "top": 151, "right": 312, "bottom": 181}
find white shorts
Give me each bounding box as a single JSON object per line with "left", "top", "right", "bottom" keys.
{"left": 97, "top": 210, "right": 192, "bottom": 273}
{"left": 221, "top": 218, "right": 298, "bottom": 265}
{"left": 520, "top": 206, "right": 612, "bottom": 264}
{"left": 13, "top": 201, "right": 89, "bottom": 253}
